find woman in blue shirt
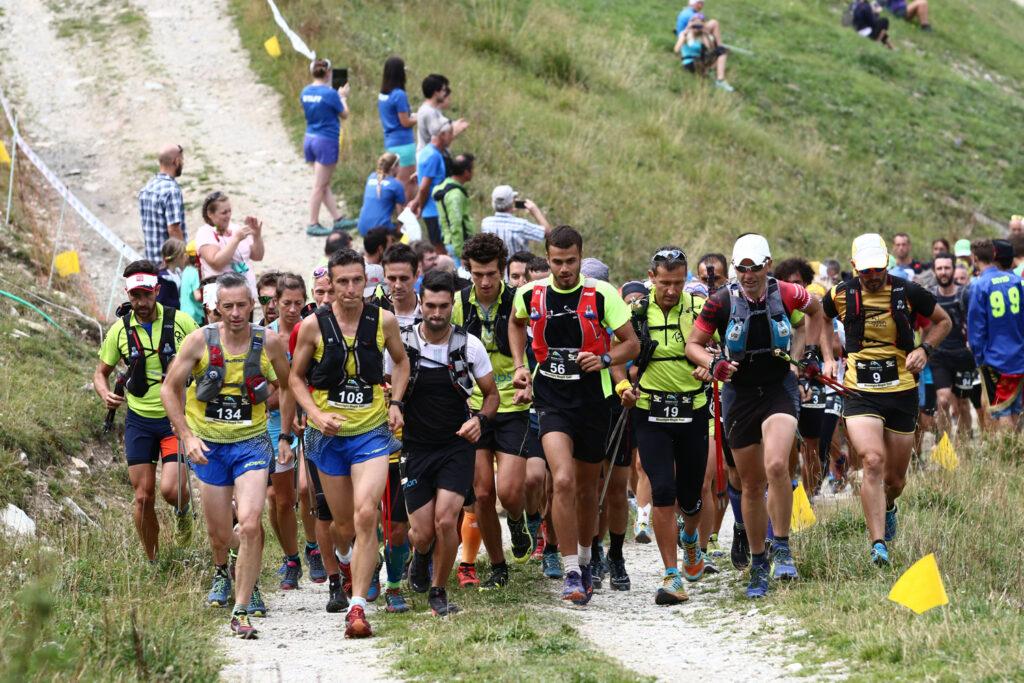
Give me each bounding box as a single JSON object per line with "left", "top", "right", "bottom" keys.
{"left": 301, "top": 58, "right": 354, "bottom": 237}
{"left": 357, "top": 152, "right": 407, "bottom": 236}
{"left": 377, "top": 56, "right": 417, "bottom": 206}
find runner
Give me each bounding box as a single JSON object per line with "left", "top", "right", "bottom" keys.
{"left": 289, "top": 248, "right": 410, "bottom": 638}
{"left": 508, "top": 225, "right": 640, "bottom": 604}
{"left": 399, "top": 269, "right": 500, "bottom": 615}
{"left": 161, "top": 271, "right": 295, "bottom": 639}
{"left": 821, "top": 234, "right": 950, "bottom": 566}
{"left": 619, "top": 247, "right": 710, "bottom": 604}
{"left": 928, "top": 252, "right": 975, "bottom": 440}
{"left": 686, "top": 234, "right": 834, "bottom": 598}
{"left": 94, "top": 260, "right": 199, "bottom": 562}
{"left": 453, "top": 233, "right": 535, "bottom": 589}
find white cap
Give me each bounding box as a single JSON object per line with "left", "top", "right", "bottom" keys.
{"left": 731, "top": 234, "right": 771, "bottom": 267}
{"left": 364, "top": 263, "right": 385, "bottom": 298}
{"left": 492, "top": 185, "right": 516, "bottom": 210}
{"left": 851, "top": 233, "right": 889, "bottom": 270}
{"left": 125, "top": 272, "right": 159, "bottom": 292}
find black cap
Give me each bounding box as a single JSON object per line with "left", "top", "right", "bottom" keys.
{"left": 993, "top": 238, "right": 1014, "bottom": 261}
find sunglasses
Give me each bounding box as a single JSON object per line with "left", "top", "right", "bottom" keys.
{"left": 858, "top": 267, "right": 887, "bottom": 276}
{"left": 651, "top": 248, "right": 686, "bottom": 268}
{"left": 734, "top": 262, "right": 766, "bottom": 273}
{"left": 313, "top": 266, "right": 328, "bottom": 279}
{"left": 258, "top": 295, "right": 274, "bottom": 305}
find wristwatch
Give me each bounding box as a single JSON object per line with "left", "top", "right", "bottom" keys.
{"left": 919, "top": 343, "right": 934, "bottom": 358}
{"left": 390, "top": 400, "right": 405, "bottom": 410}
{"left": 278, "top": 433, "right": 293, "bottom": 443}
{"left": 600, "top": 353, "right": 613, "bottom": 368}
{"left": 476, "top": 413, "right": 490, "bottom": 429}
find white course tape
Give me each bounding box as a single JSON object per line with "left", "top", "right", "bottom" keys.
{"left": 265, "top": 0, "right": 316, "bottom": 60}
{"left": 0, "top": 86, "right": 142, "bottom": 262}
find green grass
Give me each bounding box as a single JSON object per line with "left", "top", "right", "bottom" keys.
{"left": 781, "top": 432, "right": 1024, "bottom": 680}
{"left": 229, "top": 0, "right": 1023, "bottom": 281}
{"left": 46, "top": 0, "right": 150, "bottom": 42}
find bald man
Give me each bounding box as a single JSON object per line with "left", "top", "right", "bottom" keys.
{"left": 1010, "top": 215, "right": 1023, "bottom": 236}
{"left": 139, "top": 143, "right": 187, "bottom": 262}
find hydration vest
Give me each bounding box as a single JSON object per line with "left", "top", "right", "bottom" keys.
{"left": 401, "top": 324, "right": 475, "bottom": 399}
{"left": 308, "top": 304, "right": 385, "bottom": 389}
{"left": 841, "top": 275, "right": 916, "bottom": 354}
{"left": 460, "top": 283, "right": 515, "bottom": 357}
{"left": 724, "top": 277, "right": 792, "bottom": 361}
{"left": 528, "top": 278, "right": 609, "bottom": 362}
{"left": 630, "top": 289, "right": 702, "bottom": 371}
{"left": 121, "top": 306, "right": 179, "bottom": 398}
{"left": 193, "top": 323, "right": 271, "bottom": 404}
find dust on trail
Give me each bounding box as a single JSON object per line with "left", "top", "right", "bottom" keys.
{"left": 0, "top": 0, "right": 342, "bottom": 310}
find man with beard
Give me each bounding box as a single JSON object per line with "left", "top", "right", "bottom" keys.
{"left": 139, "top": 143, "right": 187, "bottom": 262}
{"left": 927, "top": 253, "right": 976, "bottom": 439}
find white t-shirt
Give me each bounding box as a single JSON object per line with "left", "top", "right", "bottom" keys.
{"left": 385, "top": 324, "right": 492, "bottom": 378}
{"left": 195, "top": 223, "right": 257, "bottom": 295}
{"left": 416, "top": 102, "right": 443, "bottom": 151}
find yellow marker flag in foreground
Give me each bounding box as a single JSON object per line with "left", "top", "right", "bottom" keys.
{"left": 888, "top": 553, "right": 949, "bottom": 614}
{"left": 264, "top": 35, "right": 282, "bottom": 58}
{"left": 54, "top": 251, "right": 80, "bottom": 276}
{"left": 930, "top": 432, "right": 959, "bottom": 472}
{"left": 790, "top": 481, "right": 817, "bottom": 532}
{"left": 0, "top": 139, "right": 10, "bottom": 164}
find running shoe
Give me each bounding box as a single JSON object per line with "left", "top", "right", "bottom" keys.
{"left": 230, "top": 609, "right": 258, "bottom": 639}
{"left": 306, "top": 547, "right": 327, "bottom": 583}
{"left": 457, "top": 562, "right": 480, "bottom": 588}
{"left": 508, "top": 515, "right": 533, "bottom": 563}
{"left": 326, "top": 580, "right": 348, "bottom": 613}
{"left": 702, "top": 552, "right": 720, "bottom": 575}
{"left": 531, "top": 535, "right": 546, "bottom": 560}
{"left": 731, "top": 523, "right": 750, "bottom": 570}
{"left": 577, "top": 566, "right": 594, "bottom": 605}
{"left": 561, "top": 570, "right": 587, "bottom": 602}
{"left": 655, "top": 570, "right": 689, "bottom": 605}
{"left": 527, "top": 516, "right": 543, "bottom": 555}
{"left": 633, "top": 519, "right": 652, "bottom": 544}
{"left": 339, "top": 559, "right": 354, "bottom": 597}
{"left": 344, "top": 605, "right": 372, "bottom": 638}
{"left": 408, "top": 551, "right": 431, "bottom": 594}
{"left": 280, "top": 560, "right": 301, "bottom": 590}
{"left": 306, "top": 223, "right": 332, "bottom": 237}
{"left": 542, "top": 552, "right": 563, "bottom": 579}
{"left": 884, "top": 504, "right": 899, "bottom": 543}
{"left": 385, "top": 587, "right": 412, "bottom": 613}
{"left": 248, "top": 583, "right": 267, "bottom": 617}
{"left": 707, "top": 533, "right": 725, "bottom": 559}
{"left": 676, "top": 515, "right": 685, "bottom": 549}
{"left": 681, "top": 533, "right": 705, "bottom": 582}
{"left": 589, "top": 546, "right": 605, "bottom": 590}
{"left": 713, "top": 79, "right": 735, "bottom": 93}
{"left": 207, "top": 574, "right": 231, "bottom": 607}
{"left": 276, "top": 559, "right": 287, "bottom": 576}
{"left": 771, "top": 544, "right": 799, "bottom": 581}
{"left": 368, "top": 553, "right": 383, "bottom": 602}
{"left": 607, "top": 556, "right": 631, "bottom": 591}
{"left": 175, "top": 507, "right": 193, "bottom": 546}
{"left": 480, "top": 563, "right": 509, "bottom": 590}
{"left": 746, "top": 564, "right": 770, "bottom": 598}
{"left": 871, "top": 542, "right": 891, "bottom": 567}
{"left": 332, "top": 217, "right": 359, "bottom": 231}
{"left": 428, "top": 587, "right": 460, "bottom": 616}
{"left": 228, "top": 547, "right": 238, "bottom": 581}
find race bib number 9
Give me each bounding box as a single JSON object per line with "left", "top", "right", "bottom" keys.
{"left": 648, "top": 392, "right": 694, "bottom": 423}
{"left": 328, "top": 380, "right": 375, "bottom": 410}
{"left": 854, "top": 358, "right": 900, "bottom": 389}
{"left": 204, "top": 395, "right": 253, "bottom": 425}
{"left": 539, "top": 349, "right": 581, "bottom": 381}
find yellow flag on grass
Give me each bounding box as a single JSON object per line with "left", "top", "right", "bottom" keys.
{"left": 54, "top": 251, "right": 80, "bottom": 276}
{"left": 0, "top": 140, "right": 10, "bottom": 164}
{"left": 930, "top": 432, "right": 959, "bottom": 472}
{"left": 888, "top": 553, "right": 949, "bottom": 614}
{"left": 264, "top": 35, "right": 282, "bottom": 58}
{"left": 790, "top": 482, "right": 817, "bottom": 532}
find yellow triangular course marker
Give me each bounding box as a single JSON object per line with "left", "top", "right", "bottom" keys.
{"left": 790, "top": 481, "right": 817, "bottom": 532}
{"left": 55, "top": 251, "right": 80, "bottom": 276}
{"left": 264, "top": 35, "right": 282, "bottom": 58}
{"left": 0, "top": 140, "right": 10, "bottom": 164}
{"left": 930, "top": 432, "right": 959, "bottom": 472}
{"left": 888, "top": 553, "right": 949, "bottom": 614}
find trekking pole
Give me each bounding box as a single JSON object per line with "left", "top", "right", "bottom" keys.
{"left": 301, "top": 437, "right": 315, "bottom": 509}
{"left": 774, "top": 350, "right": 854, "bottom": 397}
{"left": 177, "top": 438, "right": 184, "bottom": 514}
{"left": 102, "top": 373, "right": 126, "bottom": 433}
{"left": 713, "top": 380, "right": 727, "bottom": 510}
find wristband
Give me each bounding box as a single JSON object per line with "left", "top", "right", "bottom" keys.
{"left": 390, "top": 400, "right": 405, "bottom": 410}
{"left": 514, "top": 364, "right": 526, "bottom": 371}
{"left": 278, "top": 433, "right": 293, "bottom": 443}
{"left": 615, "top": 379, "right": 632, "bottom": 397}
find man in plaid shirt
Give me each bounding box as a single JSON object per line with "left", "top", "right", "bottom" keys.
{"left": 480, "top": 185, "right": 551, "bottom": 256}
{"left": 138, "top": 144, "right": 187, "bottom": 262}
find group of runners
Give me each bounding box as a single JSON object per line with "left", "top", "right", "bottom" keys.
{"left": 97, "top": 223, "right": 1024, "bottom": 640}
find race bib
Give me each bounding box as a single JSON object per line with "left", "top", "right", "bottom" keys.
{"left": 824, "top": 393, "right": 843, "bottom": 416}
{"left": 954, "top": 369, "right": 977, "bottom": 392}
{"left": 854, "top": 358, "right": 900, "bottom": 389}
{"left": 327, "top": 379, "right": 375, "bottom": 410}
{"left": 204, "top": 395, "right": 253, "bottom": 425}
{"left": 648, "top": 391, "right": 694, "bottom": 423}
{"left": 801, "top": 381, "right": 826, "bottom": 409}
{"left": 539, "top": 348, "right": 580, "bottom": 381}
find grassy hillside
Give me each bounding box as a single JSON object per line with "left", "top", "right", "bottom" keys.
{"left": 230, "top": 0, "right": 1023, "bottom": 280}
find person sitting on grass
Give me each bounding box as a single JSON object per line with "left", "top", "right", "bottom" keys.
{"left": 674, "top": 19, "right": 733, "bottom": 91}
{"left": 879, "top": 0, "right": 932, "bottom": 31}
{"left": 852, "top": 0, "right": 895, "bottom": 49}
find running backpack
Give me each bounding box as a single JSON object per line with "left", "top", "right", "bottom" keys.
{"left": 122, "top": 306, "right": 179, "bottom": 397}
{"left": 401, "top": 324, "right": 475, "bottom": 399}
{"left": 193, "top": 323, "right": 271, "bottom": 404}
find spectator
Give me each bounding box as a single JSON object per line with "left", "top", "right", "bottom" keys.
{"left": 138, "top": 143, "right": 186, "bottom": 262}
{"left": 179, "top": 241, "right": 204, "bottom": 325}
{"left": 954, "top": 263, "right": 970, "bottom": 286}
{"left": 527, "top": 255, "right": 550, "bottom": 280}
{"left": 817, "top": 257, "right": 842, "bottom": 288}
{"left": 364, "top": 225, "right": 394, "bottom": 266}
{"left": 257, "top": 271, "right": 280, "bottom": 326}
{"left": 416, "top": 74, "right": 468, "bottom": 152}
{"left": 301, "top": 58, "right": 355, "bottom": 237}
{"left": 879, "top": 0, "right": 932, "bottom": 31}
{"left": 412, "top": 240, "right": 438, "bottom": 273}
{"left": 852, "top": 1, "right": 894, "bottom": 49}
{"left": 433, "top": 153, "right": 476, "bottom": 264}
{"left": 916, "top": 237, "right": 950, "bottom": 288}
{"left": 377, "top": 56, "right": 418, "bottom": 202}
{"left": 1010, "top": 214, "right": 1023, "bottom": 236}
{"left": 357, "top": 152, "right": 406, "bottom": 237}
{"left": 888, "top": 232, "right": 922, "bottom": 280}
{"left": 1010, "top": 232, "right": 1024, "bottom": 277}
{"left": 195, "top": 191, "right": 264, "bottom": 296}
{"left": 954, "top": 238, "right": 973, "bottom": 272}
{"left": 675, "top": 0, "right": 722, "bottom": 46}
{"left": 156, "top": 237, "right": 187, "bottom": 309}
{"left": 363, "top": 263, "right": 386, "bottom": 301}
{"left": 674, "top": 16, "right": 732, "bottom": 91}
{"left": 323, "top": 228, "right": 353, "bottom": 266}
{"left": 507, "top": 250, "right": 534, "bottom": 289}
{"left": 409, "top": 117, "right": 452, "bottom": 254}
{"left": 480, "top": 186, "right": 552, "bottom": 255}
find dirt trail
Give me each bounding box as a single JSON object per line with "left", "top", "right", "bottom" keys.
{"left": 0, "top": 0, "right": 339, "bottom": 308}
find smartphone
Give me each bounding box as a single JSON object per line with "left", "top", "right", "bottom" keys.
{"left": 331, "top": 68, "right": 348, "bottom": 90}
{"left": 514, "top": 200, "right": 527, "bottom": 209}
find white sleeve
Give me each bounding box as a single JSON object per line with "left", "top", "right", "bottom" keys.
{"left": 384, "top": 350, "right": 394, "bottom": 376}
{"left": 466, "top": 334, "right": 493, "bottom": 378}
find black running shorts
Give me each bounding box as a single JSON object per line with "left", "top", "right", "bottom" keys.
{"left": 843, "top": 387, "right": 919, "bottom": 434}
{"left": 401, "top": 439, "right": 476, "bottom": 514}
{"left": 720, "top": 374, "right": 800, "bottom": 450}
{"left": 475, "top": 411, "right": 530, "bottom": 456}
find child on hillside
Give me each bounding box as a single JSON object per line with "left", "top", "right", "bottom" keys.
{"left": 179, "top": 241, "right": 204, "bottom": 325}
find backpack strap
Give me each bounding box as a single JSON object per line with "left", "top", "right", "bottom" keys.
{"left": 401, "top": 324, "right": 423, "bottom": 397}
{"left": 194, "top": 324, "right": 226, "bottom": 402}
{"left": 243, "top": 325, "right": 271, "bottom": 404}
{"left": 448, "top": 326, "right": 475, "bottom": 398}
{"left": 157, "top": 307, "right": 178, "bottom": 373}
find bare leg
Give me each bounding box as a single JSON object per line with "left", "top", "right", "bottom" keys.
{"left": 542, "top": 433, "right": 579, "bottom": 557}
{"left": 430, "top": 489, "right": 466, "bottom": 588}
{"left": 309, "top": 161, "right": 340, "bottom": 225}
{"left": 763, "top": 414, "right": 798, "bottom": 539}
{"left": 846, "top": 416, "right": 889, "bottom": 542}
{"left": 395, "top": 164, "right": 416, "bottom": 208}
{"left": 270, "top": 470, "right": 299, "bottom": 556}
{"left": 716, "top": 53, "right": 728, "bottom": 81}
{"left": 473, "top": 450, "right": 505, "bottom": 564}
{"left": 128, "top": 463, "right": 159, "bottom": 561}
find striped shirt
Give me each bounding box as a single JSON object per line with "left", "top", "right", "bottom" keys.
{"left": 138, "top": 173, "right": 186, "bottom": 262}
{"left": 480, "top": 212, "right": 545, "bottom": 255}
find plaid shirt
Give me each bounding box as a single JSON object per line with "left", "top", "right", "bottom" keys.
{"left": 138, "top": 173, "right": 186, "bottom": 262}
{"left": 480, "top": 212, "right": 545, "bottom": 255}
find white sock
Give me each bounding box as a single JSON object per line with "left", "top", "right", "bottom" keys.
{"left": 563, "top": 554, "right": 580, "bottom": 575}
{"left": 642, "top": 503, "right": 652, "bottom": 518}
{"left": 338, "top": 549, "right": 352, "bottom": 565}
{"left": 350, "top": 596, "right": 366, "bottom": 609}
{"left": 578, "top": 544, "right": 592, "bottom": 566}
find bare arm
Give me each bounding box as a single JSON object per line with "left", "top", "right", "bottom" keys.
{"left": 509, "top": 312, "right": 533, "bottom": 404}
{"left": 381, "top": 312, "right": 409, "bottom": 433}
{"left": 93, "top": 360, "right": 124, "bottom": 410}
{"left": 266, "top": 335, "right": 294, "bottom": 464}
{"left": 907, "top": 305, "right": 952, "bottom": 374}
{"left": 686, "top": 324, "right": 738, "bottom": 382}
{"left": 167, "top": 223, "right": 184, "bottom": 241}
{"left": 457, "top": 372, "right": 498, "bottom": 442}
{"left": 246, "top": 216, "right": 265, "bottom": 262}
{"left": 524, "top": 200, "right": 552, "bottom": 232}
{"left": 198, "top": 226, "right": 250, "bottom": 271}
{"left": 397, "top": 110, "right": 416, "bottom": 128}
{"left": 578, "top": 321, "right": 640, "bottom": 372}
{"left": 160, "top": 330, "right": 210, "bottom": 463}
{"left": 288, "top": 318, "right": 345, "bottom": 437}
